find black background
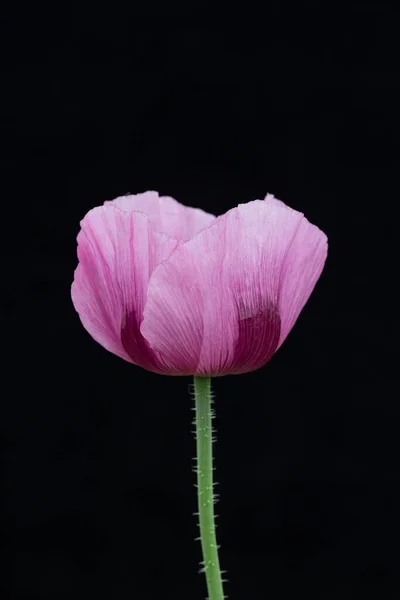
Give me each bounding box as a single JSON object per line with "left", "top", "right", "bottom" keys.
{"left": 1, "top": 4, "right": 399, "bottom": 599}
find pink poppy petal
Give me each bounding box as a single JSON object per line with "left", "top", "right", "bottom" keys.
{"left": 274, "top": 211, "right": 328, "bottom": 348}
{"left": 141, "top": 196, "right": 327, "bottom": 376}
{"left": 105, "top": 191, "right": 216, "bottom": 241}
{"left": 71, "top": 205, "right": 180, "bottom": 371}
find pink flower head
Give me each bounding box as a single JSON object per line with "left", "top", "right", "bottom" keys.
{"left": 71, "top": 191, "right": 327, "bottom": 376}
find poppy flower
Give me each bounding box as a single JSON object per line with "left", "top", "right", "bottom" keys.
{"left": 71, "top": 191, "right": 327, "bottom": 376}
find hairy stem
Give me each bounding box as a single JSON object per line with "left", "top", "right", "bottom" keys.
{"left": 193, "top": 376, "right": 225, "bottom": 600}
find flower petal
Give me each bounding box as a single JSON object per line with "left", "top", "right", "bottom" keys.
{"left": 274, "top": 202, "right": 328, "bottom": 348}
{"left": 105, "top": 191, "right": 216, "bottom": 241}
{"left": 141, "top": 195, "right": 327, "bottom": 376}
{"left": 71, "top": 205, "right": 180, "bottom": 371}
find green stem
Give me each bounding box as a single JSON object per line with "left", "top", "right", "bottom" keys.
{"left": 193, "top": 376, "right": 225, "bottom": 600}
